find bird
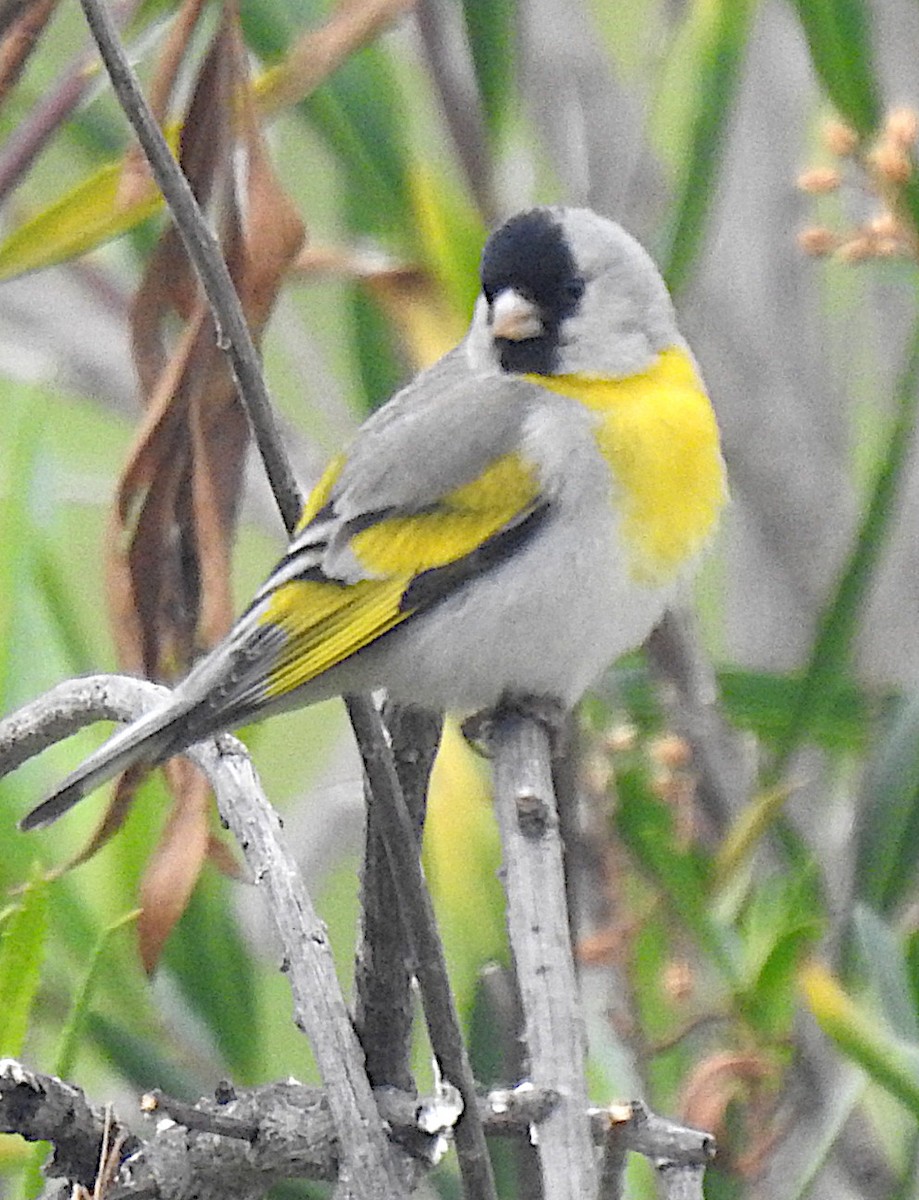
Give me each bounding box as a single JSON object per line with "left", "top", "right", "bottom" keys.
{"left": 20, "top": 206, "right": 726, "bottom": 831}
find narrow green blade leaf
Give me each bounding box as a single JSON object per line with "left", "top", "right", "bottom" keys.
{"left": 855, "top": 689, "right": 919, "bottom": 913}
{"left": 661, "top": 0, "right": 757, "bottom": 294}
{"left": 0, "top": 155, "right": 165, "bottom": 283}
{"left": 851, "top": 905, "right": 919, "bottom": 1040}
{"left": 0, "top": 385, "right": 44, "bottom": 704}
{"left": 611, "top": 661, "right": 888, "bottom": 753}
{"left": 0, "top": 871, "right": 49, "bottom": 1056}
{"left": 54, "top": 909, "right": 142, "bottom": 1080}
{"left": 738, "top": 873, "right": 822, "bottom": 1037}
{"left": 772, "top": 308, "right": 919, "bottom": 777}
{"left": 789, "top": 0, "right": 882, "bottom": 135}
{"left": 461, "top": 0, "right": 516, "bottom": 134}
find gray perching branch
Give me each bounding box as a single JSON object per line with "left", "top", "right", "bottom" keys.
{"left": 352, "top": 703, "right": 442, "bottom": 1093}
{"left": 0, "top": 1059, "right": 714, "bottom": 1199}
{"left": 487, "top": 710, "right": 599, "bottom": 1197}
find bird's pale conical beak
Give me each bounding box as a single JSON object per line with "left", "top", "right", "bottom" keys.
{"left": 490, "top": 288, "right": 543, "bottom": 341}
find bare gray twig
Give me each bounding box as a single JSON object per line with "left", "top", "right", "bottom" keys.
{"left": 346, "top": 696, "right": 498, "bottom": 1200}
{"left": 353, "top": 703, "right": 442, "bottom": 1094}
{"left": 0, "top": 1058, "right": 139, "bottom": 1190}
{"left": 656, "top": 1163, "right": 706, "bottom": 1200}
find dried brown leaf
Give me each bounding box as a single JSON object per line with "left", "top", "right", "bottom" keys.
{"left": 680, "top": 1051, "right": 774, "bottom": 1140}
{"left": 0, "top": 0, "right": 58, "bottom": 110}
{"left": 206, "top": 832, "right": 246, "bottom": 880}
{"left": 138, "top": 757, "right": 212, "bottom": 972}
{"left": 116, "top": 15, "right": 246, "bottom": 681}
{"left": 256, "top": 0, "right": 416, "bottom": 114}
{"left": 105, "top": 322, "right": 200, "bottom": 676}
{"left": 187, "top": 339, "right": 247, "bottom": 648}
{"left": 115, "top": 0, "right": 212, "bottom": 210}
{"left": 148, "top": 0, "right": 209, "bottom": 125}
{"left": 128, "top": 12, "right": 237, "bottom": 365}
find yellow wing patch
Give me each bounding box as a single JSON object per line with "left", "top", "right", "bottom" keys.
{"left": 528, "top": 347, "right": 726, "bottom": 585}
{"left": 260, "top": 453, "right": 542, "bottom": 699}
{"left": 349, "top": 454, "right": 541, "bottom": 575}
{"left": 259, "top": 576, "right": 409, "bottom": 698}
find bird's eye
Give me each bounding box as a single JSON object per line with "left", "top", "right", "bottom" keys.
{"left": 562, "top": 277, "right": 585, "bottom": 305}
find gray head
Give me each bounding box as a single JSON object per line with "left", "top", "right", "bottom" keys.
{"left": 466, "top": 206, "right": 679, "bottom": 380}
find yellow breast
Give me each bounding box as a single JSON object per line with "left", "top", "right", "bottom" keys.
{"left": 527, "top": 347, "right": 726, "bottom": 585}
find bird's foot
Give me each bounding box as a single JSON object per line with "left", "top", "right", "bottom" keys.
{"left": 461, "top": 693, "right": 569, "bottom": 759}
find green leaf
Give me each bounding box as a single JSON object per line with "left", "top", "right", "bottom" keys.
{"left": 242, "top": 0, "right": 414, "bottom": 238}
{"left": 789, "top": 0, "right": 882, "bottom": 135}
{"left": 0, "top": 386, "right": 44, "bottom": 704}
{"left": 11, "top": 907, "right": 139, "bottom": 1200}
{"left": 738, "top": 873, "right": 823, "bottom": 1037}
{"left": 627, "top": 910, "right": 697, "bottom": 1109}
{"left": 348, "top": 283, "right": 404, "bottom": 413}
{"left": 609, "top": 661, "right": 889, "bottom": 752}
{"left": 303, "top": 51, "right": 414, "bottom": 236}
{"left": 717, "top": 666, "right": 888, "bottom": 752}
{"left": 660, "top": 0, "right": 758, "bottom": 294}
{"left": 31, "top": 537, "right": 101, "bottom": 677}
{"left": 0, "top": 870, "right": 49, "bottom": 1056}
{"left": 408, "top": 164, "right": 487, "bottom": 321}
{"left": 855, "top": 688, "right": 919, "bottom": 913}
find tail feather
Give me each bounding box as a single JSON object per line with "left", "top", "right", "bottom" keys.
{"left": 20, "top": 701, "right": 192, "bottom": 831}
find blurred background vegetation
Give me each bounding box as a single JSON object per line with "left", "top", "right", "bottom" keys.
{"left": 2, "top": 0, "right": 919, "bottom": 1197}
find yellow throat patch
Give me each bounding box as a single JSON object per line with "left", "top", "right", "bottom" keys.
{"left": 527, "top": 346, "right": 726, "bottom": 585}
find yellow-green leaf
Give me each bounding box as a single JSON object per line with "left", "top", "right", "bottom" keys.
{"left": 0, "top": 130, "right": 179, "bottom": 282}
{"left": 801, "top": 961, "right": 919, "bottom": 1118}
